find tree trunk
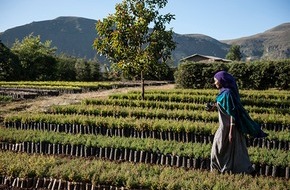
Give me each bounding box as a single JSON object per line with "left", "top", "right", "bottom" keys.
{"left": 141, "top": 70, "right": 145, "bottom": 100}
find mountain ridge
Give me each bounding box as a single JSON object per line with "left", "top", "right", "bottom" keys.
{"left": 0, "top": 16, "right": 289, "bottom": 64}
{"left": 222, "top": 22, "right": 290, "bottom": 60}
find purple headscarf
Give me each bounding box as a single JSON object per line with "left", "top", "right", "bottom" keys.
{"left": 214, "top": 71, "right": 239, "bottom": 99}
{"left": 214, "top": 70, "right": 268, "bottom": 138}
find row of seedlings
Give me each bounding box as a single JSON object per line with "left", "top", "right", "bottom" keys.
{"left": 0, "top": 127, "right": 289, "bottom": 178}
{"left": 4, "top": 112, "right": 290, "bottom": 150}
{"left": 0, "top": 151, "right": 289, "bottom": 190}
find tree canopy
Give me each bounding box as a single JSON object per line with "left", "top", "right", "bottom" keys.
{"left": 93, "top": 0, "right": 176, "bottom": 99}
{"left": 0, "top": 34, "right": 103, "bottom": 81}
{"left": 226, "top": 45, "right": 242, "bottom": 61}
{"left": 0, "top": 41, "right": 20, "bottom": 80}
{"left": 94, "top": 1, "right": 175, "bottom": 74}
{"left": 11, "top": 34, "right": 57, "bottom": 80}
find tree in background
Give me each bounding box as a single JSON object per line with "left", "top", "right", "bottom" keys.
{"left": 88, "top": 59, "right": 102, "bottom": 81}
{"left": 93, "top": 0, "right": 176, "bottom": 99}
{"left": 75, "top": 58, "right": 91, "bottom": 81}
{"left": 226, "top": 45, "right": 242, "bottom": 61}
{"left": 0, "top": 41, "right": 21, "bottom": 80}
{"left": 11, "top": 34, "right": 57, "bottom": 80}
{"left": 1, "top": 34, "right": 102, "bottom": 81}
{"left": 75, "top": 58, "right": 102, "bottom": 81}
{"left": 55, "top": 54, "right": 77, "bottom": 81}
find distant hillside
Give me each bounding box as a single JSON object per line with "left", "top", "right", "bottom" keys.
{"left": 172, "top": 33, "right": 229, "bottom": 63}
{"left": 0, "top": 17, "right": 230, "bottom": 66}
{"left": 0, "top": 17, "right": 289, "bottom": 65}
{"left": 222, "top": 23, "right": 290, "bottom": 60}
{"left": 0, "top": 17, "right": 100, "bottom": 61}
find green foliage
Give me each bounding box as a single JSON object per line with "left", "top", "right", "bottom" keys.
{"left": 93, "top": 0, "right": 176, "bottom": 80}
{"left": 55, "top": 54, "right": 77, "bottom": 81}
{"left": 0, "top": 95, "right": 12, "bottom": 103}
{"left": 174, "top": 61, "right": 228, "bottom": 88}
{"left": 1, "top": 34, "right": 102, "bottom": 81}
{"left": 175, "top": 59, "right": 290, "bottom": 90}
{"left": 11, "top": 34, "right": 57, "bottom": 80}
{"left": 0, "top": 81, "right": 142, "bottom": 92}
{"left": 0, "top": 127, "right": 212, "bottom": 157}
{"left": 56, "top": 55, "right": 101, "bottom": 81}
{"left": 75, "top": 58, "right": 92, "bottom": 81}
{"left": 2, "top": 127, "right": 289, "bottom": 166}
{"left": 228, "top": 62, "right": 251, "bottom": 89}
{"left": 0, "top": 42, "right": 21, "bottom": 80}
{"left": 226, "top": 44, "right": 242, "bottom": 61}
{"left": 88, "top": 59, "right": 102, "bottom": 81}
{"left": 1, "top": 87, "right": 290, "bottom": 187}
{"left": 273, "top": 60, "right": 290, "bottom": 89}
{"left": 1, "top": 151, "right": 289, "bottom": 189}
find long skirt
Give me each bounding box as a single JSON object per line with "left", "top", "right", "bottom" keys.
{"left": 210, "top": 108, "right": 254, "bottom": 174}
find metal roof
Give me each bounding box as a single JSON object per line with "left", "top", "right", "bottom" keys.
{"left": 180, "top": 54, "right": 231, "bottom": 62}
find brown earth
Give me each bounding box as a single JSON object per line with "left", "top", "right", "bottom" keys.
{"left": 0, "top": 84, "right": 175, "bottom": 124}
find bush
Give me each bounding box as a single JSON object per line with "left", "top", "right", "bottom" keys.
{"left": 174, "top": 60, "right": 290, "bottom": 90}
{"left": 174, "top": 61, "right": 228, "bottom": 89}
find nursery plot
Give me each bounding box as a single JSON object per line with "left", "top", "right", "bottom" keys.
{"left": 0, "top": 87, "right": 289, "bottom": 189}
{"left": 46, "top": 103, "right": 290, "bottom": 126}
{"left": 110, "top": 90, "right": 290, "bottom": 109}
{"left": 0, "top": 81, "right": 170, "bottom": 93}
{"left": 83, "top": 97, "right": 290, "bottom": 112}
{"left": 128, "top": 89, "right": 290, "bottom": 100}
{"left": 0, "top": 81, "right": 170, "bottom": 103}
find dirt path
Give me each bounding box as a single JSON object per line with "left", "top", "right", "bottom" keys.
{"left": 0, "top": 84, "right": 175, "bottom": 121}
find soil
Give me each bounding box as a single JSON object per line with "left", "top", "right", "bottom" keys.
{"left": 0, "top": 84, "right": 175, "bottom": 124}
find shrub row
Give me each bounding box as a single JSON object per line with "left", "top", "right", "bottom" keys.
{"left": 4, "top": 113, "right": 216, "bottom": 134}
{"left": 0, "top": 81, "right": 170, "bottom": 93}
{"left": 47, "top": 104, "right": 218, "bottom": 122}
{"left": 1, "top": 151, "right": 289, "bottom": 190}
{"left": 46, "top": 104, "right": 290, "bottom": 130}
{"left": 174, "top": 60, "right": 290, "bottom": 90}
{"left": 1, "top": 140, "right": 289, "bottom": 179}
{"left": 0, "top": 127, "right": 289, "bottom": 167}
{"left": 0, "top": 127, "right": 211, "bottom": 158}
{"left": 82, "top": 98, "right": 290, "bottom": 115}
{"left": 128, "top": 89, "right": 290, "bottom": 100}
{"left": 6, "top": 112, "right": 290, "bottom": 139}
{"left": 3, "top": 117, "right": 290, "bottom": 150}
{"left": 109, "top": 93, "right": 290, "bottom": 109}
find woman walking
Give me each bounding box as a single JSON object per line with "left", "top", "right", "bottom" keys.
{"left": 209, "top": 70, "right": 267, "bottom": 174}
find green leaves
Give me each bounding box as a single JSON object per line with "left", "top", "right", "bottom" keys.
{"left": 11, "top": 34, "right": 57, "bottom": 80}
{"left": 226, "top": 45, "right": 242, "bottom": 61}
{"left": 93, "top": 0, "right": 176, "bottom": 80}
{"left": 0, "top": 42, "right": 21, "bottom": 80}
{"left": 1, "top": 151, "right": 289, "bottom": 189}
{"left": 175, "top": 60, "right": 290, "bottom": 90}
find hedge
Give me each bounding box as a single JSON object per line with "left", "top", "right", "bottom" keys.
{"left": 174, "top": 60, "right": 290, "bottom": 90}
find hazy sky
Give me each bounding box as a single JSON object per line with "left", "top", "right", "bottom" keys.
{"left": 1, "top": 0, "right": 289, "bottom": 40}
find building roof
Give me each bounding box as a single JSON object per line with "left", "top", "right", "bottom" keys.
{"left": 180, "top": 54, "right": 231, "bottom": 63}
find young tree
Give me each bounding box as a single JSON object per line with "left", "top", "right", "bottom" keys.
{"left": 11, "top": 34, "right": 57, "bottom": 80}
{"left": 226, "top": 45, "right": 242, "bottom": 61}
{"left": 93, "top": 0, "right": 176, "bottom": 99}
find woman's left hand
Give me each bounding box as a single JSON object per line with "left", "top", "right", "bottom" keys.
{"left": 229, "top": 133, "right": 233, "bottom": 143}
